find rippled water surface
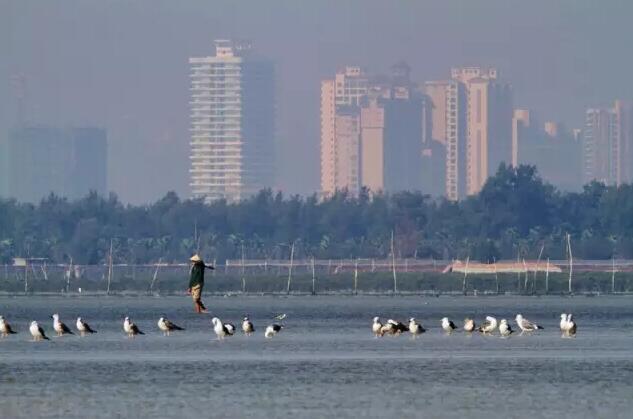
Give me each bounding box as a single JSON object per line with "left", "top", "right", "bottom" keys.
{"left": 1, "top": 295, "right": 632, "bottom": 418}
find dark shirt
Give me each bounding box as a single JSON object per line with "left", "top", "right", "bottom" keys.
{"left": 189, "top": 261, "right": 213, "bottom": 288}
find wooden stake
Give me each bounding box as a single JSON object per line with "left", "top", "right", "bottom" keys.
{"left": 545, "top": 258, "right": 550, "bottom": 294}
{"left": 567, "top": 233, "right": 573, "bottom": 294}
{"left": 286, "top": 241, "right": 295, "bottom": 295}
{"left": 311, "top": 257, "right": 316, "bottom": 295}
{"left": 354, "top": 258, "right": 359, "bottom": 295}
{"left": 149, "top": 258, "right": 162, "bottom": 293}
{"left": 106, "top": 239, "right": 113, "bottom": 295}
{"left": 462, "top": 256, "right": 470, "bottom": 295}
{"left": 493, "top": 256, "right": 499, "bottom": 295}
{"left": 612, "top": 256, "right": 616, "bottom": 294}
{"left": 391, "top": 231, "right": 397, "bottom": 293}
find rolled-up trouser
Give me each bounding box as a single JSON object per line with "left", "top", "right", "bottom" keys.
{"left": 191, "top": 284, "right": 203, "bottom": 304}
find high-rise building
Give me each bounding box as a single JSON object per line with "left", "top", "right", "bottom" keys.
{"left": 356, "top": 63, "right": 438, "bottom": 194}
{"left": 512, "top": 109, "right": 531, "bottom": 167}
{"left": 615, "top": 100, "right": 633, "bottom": 183}
{"left": 426, "top": 80, "right": 466, "bottom": 200}
{"left": 512, "top": 110, "right": 582, "bottom": 190}
{"left": 426, "top": 67, "right": 512, "bottom": 200}
{"left": 320, "top": 66, "right": 368, "bottom": 196}
{"left": 583, "top": 100, "right": 633, "bottom": 185}
{"left": 4, "top": 125, "right": 107, "bottom": 202}
{"left": 189, "top": 40, "right": 275, "bottom": 203}
{"left": 322, "top": 64, "right": 443, "bottom": 197}
{"left": 450, "top": 68, "right": 513, "bottom": 196}
{"left": 0, "top": 134, "right": 8, "bottom": 197}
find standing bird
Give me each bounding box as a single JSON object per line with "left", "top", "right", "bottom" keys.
{"left": 408, "top": 318, "right": 425, "bottom": 337}
{"left": 499, "top": 319, "right": 513, "bottom": 337}
{"left": 76, "top": 317, "right": 97, "bottom": 336}
{"left": 441, "top": 317, "right": 457, "bottom": 333}
{"left": 211, "top": 317, "right": 234, "bottom": 339}
{"left": 52, "top": 314, "right": 74, "bottom": 337}
{"left": 478, "top": 316, "right": 498, "bottom": 335}
{"left": 372, "top": 317, "right": 383, "bottom": 337}
{"left": 559, "top": 313, "right": 569, "bottom": 335}
{"left": 515, "top": 314, "right": 543, "bottom": 334}
{"left": 224, "top": 322, "right": 236, "bottom": 335}
{"left": 123, "top": 317, "right": 144, "bottom": 337}
{"left": 388, "top": 319, "right": 409, "bottom": 335}
{"left": 565, "top": 314, "right": 577, "bottom": 337}
{"left": 242, "top": 316, "right": 255, "bottom": 335}
{"left": 157, "top": 317, "right": 184, "bottom": 336}
{"left": 463, "top": 318, "right": 476, "bottom": 333}
{"left": 379, "top": 321, "right": 396, "bottom": 336}
{"left": 29, "top": 321, "right": 50, "bottom": 341}
{"left": 0, "top": 316, "right": 17, "bottom": 337}
{"left": 264, "top": 324, "right": 283, "bottom": 338}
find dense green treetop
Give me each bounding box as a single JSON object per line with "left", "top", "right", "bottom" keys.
{"left": 1, "top": 164, "right": 632, "bottom": 264}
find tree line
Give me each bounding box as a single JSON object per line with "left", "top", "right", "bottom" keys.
{"left": 1, "top": 164, "right": 633, "bottom": 265}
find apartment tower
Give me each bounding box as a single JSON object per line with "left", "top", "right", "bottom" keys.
{"left": 426, "top": 67, "right": 512, "bottom": 199}
{"left": 189, "top": 40, "right": 275, "bottom": 203}
{"left": 583, "top": 100, "right": 633, "bottom": 185}
{"left": 4, "top": 125, "right": 107, "bottom": 202}
{"left": 320, "top": 67, "right": 369, "bottom": 196}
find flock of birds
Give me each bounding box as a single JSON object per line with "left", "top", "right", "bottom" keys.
{"left": 0, "top": 312, "right": 578, "bottom": 342}
{"left": 372, "top": 313, "right": 578, "bottom": 338}
{"left": 0, "top": 314, "right": 285, "bottom": 341}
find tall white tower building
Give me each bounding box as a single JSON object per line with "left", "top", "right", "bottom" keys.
{"left": 189, "top": 40, "right": 275, "bottom": 202}
{"left": 320, "top": 66, "right": 369, "bottom": 196}
{"left": 583, "top": 100, "right": 633, "bottom": 186}
{"left": 426, "top": 67, "right": 512, "bottom": 199}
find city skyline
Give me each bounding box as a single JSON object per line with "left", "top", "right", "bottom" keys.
{"left": 2, "top": 1, "right": 633, "bottom": 203}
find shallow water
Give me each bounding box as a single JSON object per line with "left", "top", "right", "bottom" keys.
{"left": 1, "top": 295, "right": 632, "bottom": 418}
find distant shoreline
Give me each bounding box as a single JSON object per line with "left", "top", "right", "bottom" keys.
{"left": 2, "top": 291, "right": 632, "bottom": 298}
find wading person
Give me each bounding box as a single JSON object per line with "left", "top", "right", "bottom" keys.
{"left": 188, "top": 254, "right": 214, "bottom": 313}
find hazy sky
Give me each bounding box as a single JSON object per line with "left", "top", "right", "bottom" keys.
{"left": 2, "top": 0, "right": 632, "bottom": 203}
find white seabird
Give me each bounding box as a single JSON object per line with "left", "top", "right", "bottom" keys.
{"left": 29, "top": 321, "right": 50, "bottom": 341}
{"left": 565, "top": 313, "right": 577, "bottom": 337}
{"left": 463, "top": 318, "right": 476, "bottom": 333}
{"left": 408, "top": 318, "right": 425, "bottom": 337}
{"left": 559, "top": 313, "right": 569, "bottom": 335}
{"left": 441, "top": 317, "right": 457, "bottom": 333}
{"left": 157, "top": 317, "right": 184, "bottom": 336}
{"left": 242, "top": 316, "right": 255, "bottom": 335}
{"left": 211, "top": 317, "right": 234, "bottom": 339}
{"left": 264, "top": 324, "right": 283, "bottom": 338}
{"left": 515, "top": 314, "right": 543, "bottom": 334}
{"left": 499, "top": 319, "right": 513, "bottom": 337}
{"left": 478, "top": 316, "right": 498, "bottom": 334}
{"left": 0, "top": 315, "right": 17, "bottom": 337}
{"left": 372, "top": 317, "right": 383, "bottom": 337}
{"left": 52, "top": 314, "right": 74, "bottom": 337}
{"left": 76, "top": 317, "right": 97, "bottom": 336}
{"left": 123, "top": 316, "right": 144, "bottom": 337}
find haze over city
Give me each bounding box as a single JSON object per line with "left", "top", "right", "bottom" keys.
{"left": 2, "top": 1, "right": 633, "bottom": 203}
{"left": 4, "top": 4, "right": 633, "bottom": 419}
